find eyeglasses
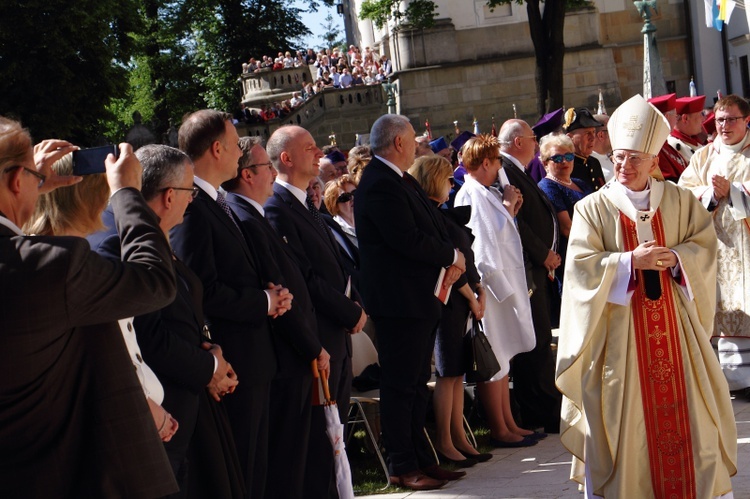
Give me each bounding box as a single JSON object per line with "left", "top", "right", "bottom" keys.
{"left": 336, "top": 191, "right": 355, "bottom": 203}
{"left": 4, "top": 165, "right": 46, "bottom": 188}
{"left": 715, "top": 116, "right": 747, "bottom": 126}
{"left": 548, "top": 153, "right": 575, "bottom": 163}
{"left": 521, "top": 135, "right": 538, "bottom": 142}
{"left": 162, "top": 186, "right": 199, "bottom": 198}
{"left": 612, "top": 151, "right": 654, "bottom": 167}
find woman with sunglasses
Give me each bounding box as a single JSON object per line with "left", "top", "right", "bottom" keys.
{"left": 537, "top": 134, "right": 593, "bottom": 284}
{"left": 408, "top": 154, "right": 491, "bottom": 467}
{"left": 323, "top": 174, "right": 358, "bottom": 248}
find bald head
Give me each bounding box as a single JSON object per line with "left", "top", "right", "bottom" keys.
{"left": 266, "top": 125, "right": 323, "bottom": 189}
{"left": 498, "top": 119, "right": 536, "bottom": 166}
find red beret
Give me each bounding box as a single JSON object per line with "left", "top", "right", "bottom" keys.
{"left": 647, "top": 93, "right": 676, "bottom": 113}
{"left": 675, "top": 95, "right": 705, "bottom": 115}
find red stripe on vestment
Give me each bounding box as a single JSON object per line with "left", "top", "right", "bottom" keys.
{"left": 620, "top": 212, "right": 696, "bottom": 499}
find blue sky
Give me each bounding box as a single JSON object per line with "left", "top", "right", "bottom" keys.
{"left": 297, "top": 3, "right": 345, "bottom": 49}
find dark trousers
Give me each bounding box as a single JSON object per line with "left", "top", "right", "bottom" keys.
{"left": 374, "top": 316, "right": 439, "bottom": 476}
{"left": 511, "top": 267, "right": 562, "bottom": 432}
{"left": 266, "top": 374, "right": 313, "bottom": 499}
{"left": 224, "top": 380, "right": 270, "bottom": 499}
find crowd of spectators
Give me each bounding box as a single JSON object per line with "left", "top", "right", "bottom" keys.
{"left": 237, "top": 45, "right": 393, "bottom": 125}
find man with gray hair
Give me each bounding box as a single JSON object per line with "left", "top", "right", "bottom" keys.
{"left": 495, "top": 118, "right": 562, "bottom": 435}
{"left": 355, "top": 114, "right": 466, "bottom": 490}
{"left": 88, "top": 144, "right": 240, "bottom": 497}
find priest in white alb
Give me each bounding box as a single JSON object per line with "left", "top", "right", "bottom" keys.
{"left": 556, "top": 94, "right": 737, "bottom": 499}
{"left": 678, "top": 94, "right": 750, "bottom": 392}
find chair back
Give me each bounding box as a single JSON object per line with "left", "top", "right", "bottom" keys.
{"left": 351, "top": 331, "right": 379, "bottom": 377}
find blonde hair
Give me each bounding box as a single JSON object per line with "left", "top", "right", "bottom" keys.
{"left": 347, "top": 145, "right": 371, "bottom": 184}
{"left": 25, "top": 153, "right": 109, "bottom": 236}
{"left": 461, "top": 134, "right": 500, "bottom": 172}
{"left": 407, "top": 155, "right": 452, "bottom": 200}
{"left": 323, "top": 174, "right": 357, "bottom": 216}
{"left": 539, "top": 133, "right": 574, "bottom": 162}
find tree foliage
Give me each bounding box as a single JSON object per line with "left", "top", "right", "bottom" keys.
{"left": 359, "top": 0, "right": 438, "bottom": 30}
{"left": 0, "top": 0, "right": 141, "bottom": 144}
{"left": 319, "top": 12, "right": 346, "bottom": 52}
{"left": 1, "top": 0, "right": 332, "bottom": 145}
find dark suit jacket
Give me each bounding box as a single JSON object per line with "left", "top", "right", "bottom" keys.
{"left": 265, "top": 182, "right": 362, "bottom": 362}
{"left": 170, "top": 186, "right": 277, "bottom": 384}
{"left": 89, "top": 206, "right": 215, "bottom": 460}
{"left": 0, "top": 188, "right": 178, "bottom": 498}
{"left": 498, "top": 157, "right": 559, "bottom": 269}
{"left": 354, "top": 158, "right": 455, "bottom": 319}
{"left": 226, "top": 193, "right": 322, "bottom": 378}
{"left": 572, "top": 154, "right": 605, "bottom": 192}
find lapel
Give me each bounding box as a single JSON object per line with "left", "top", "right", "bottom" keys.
{"left": 371, "top": 159, "right": 448, "bottom": 240}
{"left": 464, "top": 175, "right": 514, "bottom": 225}
{"left": 195, "top": 186, "right": 259, "bottom": 273}
{"left": 274, "top": 182, "right": 341, "bottom": 256}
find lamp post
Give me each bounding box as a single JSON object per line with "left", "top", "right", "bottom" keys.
{"left": 635, "top": 0, "right": 667, "bottom": 98}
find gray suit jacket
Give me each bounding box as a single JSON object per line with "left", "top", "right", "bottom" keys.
{"left": 0, "top": 188, "right": 178, "bottom": 498}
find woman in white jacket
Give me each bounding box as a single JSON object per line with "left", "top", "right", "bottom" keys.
{"left": 454, "top": 134, "right": 541, "bottom": 447}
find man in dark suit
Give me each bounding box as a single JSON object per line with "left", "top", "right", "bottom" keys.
{"left": 223, "top": 136, "right": 330, "bottom": 499}
{"left": 88, "top": 144, "right": 239, "bottom": 498}
{"left": 354, "top": 114, "right": 467, "bottom": 491}
{"left": 169, "top": 110, "right": 292, "bottom": 499}
{"left": 496, "top": 118, "right": 563, "bottom": 433}
{"left": 0, "top": 118, "right": 179, "bottom": 498}
{"left": 264, "top": 125, "right": 366, "bottom": 497}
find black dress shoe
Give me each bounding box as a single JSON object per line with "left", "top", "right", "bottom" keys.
{"left": 420, "top": 464, "right": 466, "bottom": 481}
{"left": 525, "top": 431, "right": 548, "bottom": 441}
{"left": 459, "top": 449, "right": 493, "bottom": 462}
{"left": 489, "top": 436, "right": 538, "bottom": 448}
{"left": 435, "top": 450, "right": 477, "bottom": 468}
{"left": 389, "top": 471, "right": 447, "bottom": 490}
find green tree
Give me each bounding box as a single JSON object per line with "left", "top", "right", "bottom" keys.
{"left": 359, "top": 0, "right": 437, "bottom": 30}
{"left": 319, "top": 12, "right": 346, "bottom": 52}
{"left": 0, "top": 0, "right": 142, "bottom": 144}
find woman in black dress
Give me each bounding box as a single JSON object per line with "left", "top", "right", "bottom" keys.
{"left": 408, "top": 155, "right": 491, "bottom": 466}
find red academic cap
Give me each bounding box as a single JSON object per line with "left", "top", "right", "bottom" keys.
{"left": 703, "top": 111, "right": 716, "bottom": 136}
{"left": 675, "top": 95, "right": 706, "bottom": 115}
{"left": 647, "top": 93, "right": 676, "bottom": 113}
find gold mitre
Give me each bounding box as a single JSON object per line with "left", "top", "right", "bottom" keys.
{"left": 608, "top": 94, "right": 670, "bottom": 156}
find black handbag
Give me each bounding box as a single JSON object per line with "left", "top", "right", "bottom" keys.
{"left": 464, "top": 317, "right": 501, "bottom": 383}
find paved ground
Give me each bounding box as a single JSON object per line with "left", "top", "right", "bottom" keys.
{"left": 360, "top": 396, "right": 750, "bottom": 498}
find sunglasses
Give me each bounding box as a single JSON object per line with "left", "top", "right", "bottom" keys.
{"left": 548, "top": 153, "right": 575, "bottom": 163}
{"left": 337, "top": 190, "right": 355, "bottom": 203}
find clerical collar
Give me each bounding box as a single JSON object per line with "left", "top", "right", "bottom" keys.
{"left": 718, "top": 133, "right": 747, "bottom": 155}
{"left": 194, "top": 176, "right": 217, "bottom": 200}
{"left": 275, "top": 178, "right": 308, "bottom": 208}
{"left": 499, "top": 151, "right": 525, "bottom": 172}
{"left": 619, "top": 177, "right": 652, "bottom": 211}
{"left": 0, "top": 214, "right": 24, "bottom": 235}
